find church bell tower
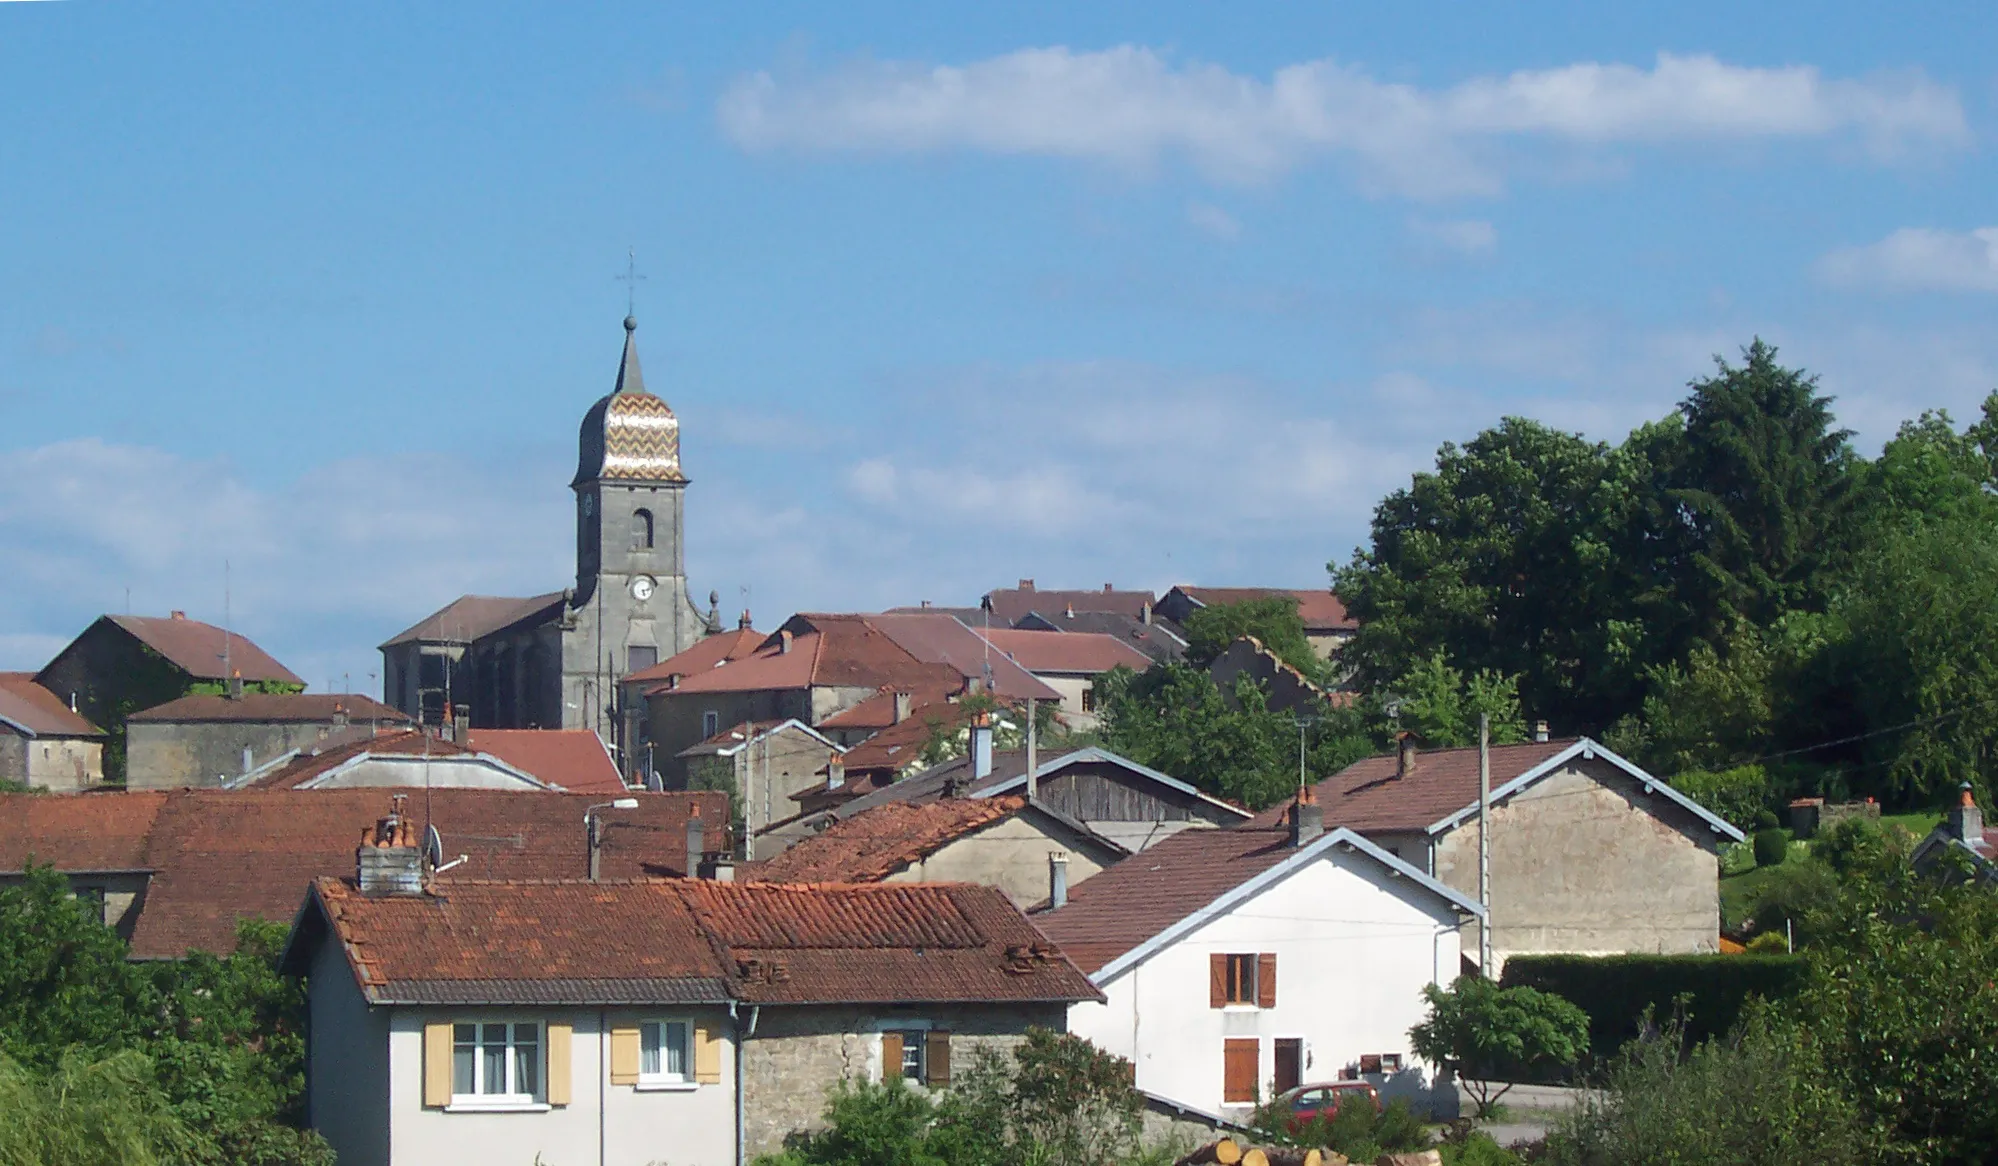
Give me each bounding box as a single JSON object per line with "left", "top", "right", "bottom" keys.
{"left": 565, "top": 315, "right": 715, "bottom": 740}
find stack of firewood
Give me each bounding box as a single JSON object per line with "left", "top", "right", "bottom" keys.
{"left": 1176, "top": 1140, "right": 1441, "bottom": 1166}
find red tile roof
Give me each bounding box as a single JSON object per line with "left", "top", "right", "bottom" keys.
{"left": 468, "top": 729, "right": 626, "bottom": 794}
{"left": 750, "top": 797, "right": 1026, "bottom": 884}
{"left": 0, "top": 673, "right": 105, "bottom": 737}
{"left": 1170, "top": 587, "right": 1356, "bottom": 632}
{"left": 308, "top": 877, "right": 1100, "bottom": 1007}
{"left": 1243, "top": 740, "right": 1577, "bottom": 833}
{"left": 242, "top": 729, "right": 477, "bottom": 789}
{"left": 663, "top": 617, "right": 962, "bottom": 698}
{"left": 380, "top": 593, "right": 568, "bottom": 648}
{"left": 983, "top": 585, "right": 1157, "bottom": 625}
{"left": 817, "top": 687, "right": 955, "bottom": 731}
{"left": 861, "top": 614, "right": 1063, "bottom": 701}
{"left": 973, "top": 628, "right": 1153, "bottom": 674}
{"left": 128, "top": 692, "right": 409, "bottom": 725}
{"left": 1034, "top": 827, "right": 1316, "bottom": 973}
{"left": 0, "top": 787, "right": 726, "bottom": 957}
{"left": 627, "top": 626, "right": 764, "bottom": 690}
{"left": 838, "top": 702, "right": 971, "bottom": 774}
{"left": 101, "top": 615, "right": 303, "bottom": 684}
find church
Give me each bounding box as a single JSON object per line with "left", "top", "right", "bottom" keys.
{"left": 379, "top": 315, "right": 719, "bottom": 760}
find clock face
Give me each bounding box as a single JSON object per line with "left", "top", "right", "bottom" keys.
{"left": 630, "top": 575, "right": 656, "bottom": 601}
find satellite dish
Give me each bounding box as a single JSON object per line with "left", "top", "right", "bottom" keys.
{"left": 423, "top": 824, "right": 445, "bottom": 868}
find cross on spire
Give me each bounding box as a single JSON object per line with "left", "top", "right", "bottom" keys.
{"left": 616, "top": 246, "right": 647, "bottom": 319}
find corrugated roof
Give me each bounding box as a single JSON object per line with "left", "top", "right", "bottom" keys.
{"left": 129, "top": 692, "right": 408, "bottom": 725}
{"left": 379, "top": 593, "right": 567, "bottom": 649}
{"left": 1243, "top": 740, "right": 1577, "bottom": 833}
{"left": 751, "top": 798, "right": 1026, "bottom": 884}
{"left": 973, "top": 627, "right": 1153, "bottom": 675}
{"left": 467, "top": 729, "right": 626, "bottom": 794}
{"left": 97, "top": 615, "right": 302, "bottom": 684}
{"left": 0, "top": 673, "right": 105, "bottom": 737}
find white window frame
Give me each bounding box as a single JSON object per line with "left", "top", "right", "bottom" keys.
{"left": 449, "top": 1020, "right": 547, "bottom": 1111}
{"left": 872, "top": 1017, "right": 933, "bottom": 1084}
{"left": 637, "top": 1018, "right": 696, "bottom": 1091}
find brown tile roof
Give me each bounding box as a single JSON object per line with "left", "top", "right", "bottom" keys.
{"left": 816, "top": 687, "right": 955, "bottom": 731}
{"left": 307, "top": 878, "right": 1100, "bottom": 1007}
{"left": 1034, "top": 827, "right": 1319, "bottom": 973}
{"left": 664, "top": 617, "right": 962, "bottom": 698}
{"left": 128, "top": 692, "right": 409, "bottom": 725}
{"left": 379, "top": 593, "right": 567, "bottom": 649}
{"left": 861, "top": 614, "right": 1063, "bottom": 702}
{"left": 0, "top": 673, "right": 105, "bottom": 737}
{"left": 1169, "top": 587, "right": 1357, "bottom": 632}
{"left": 0, "top": 787, "right": 726, "bottom": 957}
{"left": 626, "top": 626, "right": 764, "bottom": 690}
{"left": 838, "top": 702, "right": 971, "bottom": 774}
{"left": 242, "top": 729, "right": 477, "bottom": 789}
{"left": 974, "top": 628, "right": 1153, "bottom": 674}
{"left": 750, "top": 798, "right": 1026, "bottom": 884}
{"left": 983, "top": 585, "right": 1157, "bottom": 625}
{"left": 1244, "top": 740, "right": 1577, "bottom": 832}
{"left": 467, "top": 729, "right": 626, "bottom": 794}
{"left": 101, "top": 615, "right": 303, "bottom": 684}
{"left": 0, "top": 790, "right": 165, "bottom": 871}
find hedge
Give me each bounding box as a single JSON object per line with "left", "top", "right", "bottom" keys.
{"left": 1499, "top": 953, "right": 1808, "bottom": 1059}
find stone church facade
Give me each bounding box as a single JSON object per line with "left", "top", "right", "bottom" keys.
{"left": 380, "top": 316, "right": 717, "bottom": 760}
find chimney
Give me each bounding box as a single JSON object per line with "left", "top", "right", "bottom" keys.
{"left": 68, "top": 691, "right": 78, "bottom": 713}
{"left": 356, "top": 796, "right": 423, "bottom": 895}
{"left": 1102, "top": 583, "right": 1113, "bottom": 593}
{"left": 1397, "top": 733, "right": 1418, "bottom": 780}
{"left": 920, "top": 600, "right": 932, "bottom": 609}
{"left": 1288, "top": 786, "right": 1324, "bottom": 847}
{"left": 893, "top": 692, "right": 912, "bottom": 724}
{"left": 686, "top": 806, "right": 706, "bottom": 878}
{"left": 739, "top": 609, "right": 753, "bottom": 630}
{"left": 1019, "top": 579, "right": 1035, "bottom": 592}
{"left": 779, "top": 629, "right": 794, "bottom": 655}
{"left": 1532, "top": 720, "right": 1550, "bottom": 744}
{"left": 333, "top": 702, "right": 349, "bottom": 731}
{"left": 1048, "top": 851, "right": 1069, "bottom": 910}
{"left": 1064, "top": 603, "right": 1075, "bottom": 619}
{"left": 969, "top": 712, "right": 993, "bottom": 781}
{"left": 1950, "top": 783, "right": 1984, "bottom": 844}
{"left": 227, "top": 670, "right": 243, "bottom": 700}
{"left": 170, "top": 610, "right": 186, "bottom": 620}
{"left": 827, "top": 752, "right": 846, "bottom": 790}
{"left": 1141, "top": 601, "right": 1152, "bottom": 626}
{"left": 241, "top": 746, "right": 254, "bottom": 775}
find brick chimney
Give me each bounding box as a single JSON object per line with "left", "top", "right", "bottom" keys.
{"left": 1950, "top": 783, "right": 1984, "bottom": 843}
{"left": 170, "top": 610, "right": 186, "bottom": 620}
{"left": 1018, "top": 579, "right": 1035, "bottom": 592}
{"left": 1288, "top": 785, "right": 1324, "bottom": 847}
{"left": 1396, "top": 733, "right": 1419, "bottom": 780}
{"left": 356, "top": 795, "right": 422, "bottom": 895}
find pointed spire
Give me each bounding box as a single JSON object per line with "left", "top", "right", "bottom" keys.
{"left": 614, "top": 315, "right": 646, "bottom": 396}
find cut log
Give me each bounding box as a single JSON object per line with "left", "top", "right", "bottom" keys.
{"left": 1241, "top": 1148, "right": 1269, "bottom": 1166}
{"left": 1176, "top": 1139, "right": 1245, "bottom": 1166}
{"left": 1266, "top": 1149, "right": 1323, "bottom": 1166}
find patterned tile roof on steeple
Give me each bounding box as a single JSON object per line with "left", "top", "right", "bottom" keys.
{"left": 574, "top": 316, "right": 686, "bottom": 486}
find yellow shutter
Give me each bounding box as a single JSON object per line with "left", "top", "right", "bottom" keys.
{"left": 881, "top": 1032, "right": 903, "bottom": 1084}
{"left": 546, "top": 1023, "right": 573, "bottom": 1106}
{"left": 694, "top": 1025, "right": 722, "bottom": 1085}
{"left": 423, "top": 1022, "right": 453, "bottom": 1108}
{"left": 609, "top": 1026, "right": 641, "bottom": 1086}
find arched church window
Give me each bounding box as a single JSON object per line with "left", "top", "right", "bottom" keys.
{"left": 632, "top": 509, "right": 655, "bottom": 551}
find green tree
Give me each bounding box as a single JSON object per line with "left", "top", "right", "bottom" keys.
{"left": 1388, "top": 651, "right": 1526, "bottom": 748}
{"left": 1408, "top": 976, "right": 1589, "bottom": 1117}
{"left": 0, "top": 1050, "right": 196, "bottom": 1166}
{"left": 1181, "top": 597, "right": 1327, "bottom": 683}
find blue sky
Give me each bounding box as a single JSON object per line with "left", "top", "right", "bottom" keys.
{"left": 4, "top": 2, "right": 1996, "bottom": 692}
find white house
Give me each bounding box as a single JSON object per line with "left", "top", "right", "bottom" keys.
{"left": 283, "top": 808, "right": 1101, "bottom": 1166}
{"left": 1035, "top": 793, "right": 1481, "bottom": 1118}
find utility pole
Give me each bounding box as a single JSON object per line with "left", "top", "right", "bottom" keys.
{"left": 1025, "top": 698, "right": 1037, "bottom": 801}
{"left": 1478, "top": 712, "right": 1493, "bottom": 977}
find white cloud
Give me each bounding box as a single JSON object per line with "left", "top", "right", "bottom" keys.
{"left": 1185, "top": 201, "right": 1242, "bottom": 240}
{"left": 1408, "top": 217, "right": 1497, "bottom": 255}
{"left": 718, "top": 47, "right": 1965, "bottom": 197}
{"left": 1818, "top": 227, "right": 1998, "bottom": 292}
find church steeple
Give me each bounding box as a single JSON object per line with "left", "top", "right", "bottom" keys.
{"left": 614, "top": 315, "right": 646, "bottom": 396}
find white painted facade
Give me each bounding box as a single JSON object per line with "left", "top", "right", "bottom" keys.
{"left": 1064, "top": 838, "right": 1469, "bottom": 1119}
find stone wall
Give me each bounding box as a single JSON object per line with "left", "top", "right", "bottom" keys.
{"left": 127, "top": 719, "right": 337, "bottom": 789}
{"left": 648, "top": 689, "right": 813, "bottom": 785}
{"left": 0, "top": 735, "right": 25, "bottom": 787}
{"left": 741, "top": 1003, "right": 1065, "bottom": 1157}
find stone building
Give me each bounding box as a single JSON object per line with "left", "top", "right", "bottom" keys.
{"left": 380, "top": 316, "right": 720, "bottom": 755}
{"left": 0, "top": 672, "right": 106, "bottom": 790}
{"left": 675, "top": 718, "right": 842, "bottom": 845}
{"left": 125, "top": 692, "right": 409, "bottom": 789}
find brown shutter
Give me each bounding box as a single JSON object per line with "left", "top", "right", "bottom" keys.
{"left": 546, "top": 1023, "right": 573, "bottom": 1106}
{"left": 694, "top": 1025, "right": 722, "bottom": 1085}
{"left": 881, "top": 1032, "right": 904, "bottom": 1083}
{"left": 423, "top": 1022, "right": 453, "bottom": 1108}
{"left": 1257, "top": 953, "right": 1277, "bottom": 1008}
{"left": 1209, "top": 953, "right": 1228, "bottom": 1008}
{"left": 1223, "top": 1038, "right": 1259, "bottom": 1104}
{"left": 924, "top": 1031, "right": 952, "bottom": 1087}
{"left": 609, "top": 1026, "right": 641, "bottom": 1086}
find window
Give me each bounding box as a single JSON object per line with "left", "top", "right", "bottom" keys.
{"left": 702, "top": 710, "right": 720, "bottom": 737}
{"left": 1209, "top": 952, "right": 1277, "bottom": 1008}
{"left": 640, "top": 1020, "right": 692, "bottom": 1086}
{"left": 1222, "top": 1038, "right": 1259, "bottom": 1104}
{"left": 73, "top": 886, "right": 106, "bottom": 925}
{"left": 1081, "top": 684, "right": 1096, "bottom": 713}
{"left": 1273, "top": 1037, "right": 1303, "bottom": 1095}
{"left": 632, "top": 509, "right": 654, "bottom": 551}
{"left": 881, "top": 1030, "right": 951, "bottom": 1087}
{"left": 628, "top": 645, "right": 659, "bottom": 673}
{"left": 452, "top": 1022, "right": 541, "bottom": 1103}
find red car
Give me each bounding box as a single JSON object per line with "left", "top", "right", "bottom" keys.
{"left": 1276, "top": 1082, "right": 1380, "bottom": 1131}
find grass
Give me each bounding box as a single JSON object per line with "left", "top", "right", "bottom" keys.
{"left": 1877, "top": 811, "right": 1941, "bottom": 838}
{"left": 1720, "top": 864, "right": 1793, "bottom": 932}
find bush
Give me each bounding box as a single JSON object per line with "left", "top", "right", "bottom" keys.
{"left": 1718, "top": 840, "right": 1757, "bottom": 876}
{"left": 1669, "top": 764, "right": 1775, "bottom": 831}
{"left": 1408, "top": 977, "right": 1589, "bottom": 1114}
{"left": 1499, "top": 954, "right": 1807, "bottom": 1061}
{"left": 1439, "top": 1129, "right": 1528, "bottom": 1166}
{"left": 1754, "top": 827, "right": 1791, "bottom": 867}
{"left": 1255, "top": 1093, "right": 1429, "bottom": 1163}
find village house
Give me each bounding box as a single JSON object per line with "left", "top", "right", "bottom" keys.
{"left": 1011, "top": 608, "right": 1187, "bottom": 665}
{"left": 811, "top": 686, "right": 955, "bottom": 749}
{"left": 970, "top": 627, "right": 1152, "bottom": 728}
{"left": 1910, "top": 784, "right": 1998, "bottom": 882}
{"left": 282, "top": 824, "right": 1100, "bottom": 1166}
{"left": 1246, "top": 736, "right": 1744, "bottom": 970}
{"left": 0, "top": 672, "right": 106, "bottom": 789}
{"left": 1037, "top": 792, "right": 1480, "bottom": 1119}
{"left": 1207, "top": 636, "right": 1346, "bottom": 715}
{"left": 1155, "top": 586, "right": 1358, "bottom": 663}
{"left": 124, "top": 692, "right": 410, "bottom": 789}
{"left": 0, "top": 787, "right": 723, "bottom": 956}
{"left": 620, "top": 616, "right": 765, "bottom": 778}
{"left": 979, "top": 580, "right": 1160, "bottom": 626}
{"left": 219, "top": 727, "right": 628, "bottom": 794}
{"left": 749, "top": 796, "right": 1129, "bottom": 908}
{"left": 674, "top": 718, "right": 843, "bottom": 847}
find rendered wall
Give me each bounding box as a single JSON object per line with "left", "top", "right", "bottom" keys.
{"left": 307, "top": 939, "right": 391, "bottom": 1166}
{"left": 886, "top": 813, "right": 1115, "bottom": 908}
{"left": 127, "top": 720, "right": 336, "bottom": 789}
